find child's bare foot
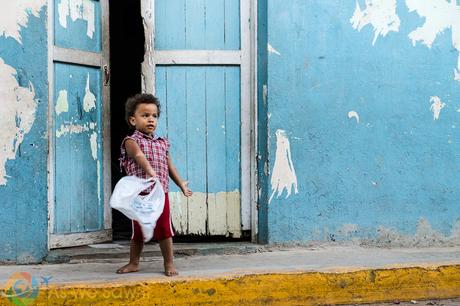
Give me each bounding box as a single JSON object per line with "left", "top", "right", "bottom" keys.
{"left": 164, "top": 263, "right": 178, "bottom": 277}
{"left": 116, "top": 263, "right": 139, "bottom": 274}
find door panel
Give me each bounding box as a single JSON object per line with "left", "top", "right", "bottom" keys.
{"left": 155, "top": 0, "right": 240, "bottom": 50}
{"left": 50, "top": 0, "right": 110, "bottom": 248}
{"left": 148, "top": 0, "right": 251, "bottom": 238}
{"left": 155, "top": 66, "right": 241, "bottom": 236}
{"left": 54, "top": 63, "right": 103, "bottom": 234}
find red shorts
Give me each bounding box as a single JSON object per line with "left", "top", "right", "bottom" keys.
{"left": 131, "top": 193, "right": 175, "bottom": 242}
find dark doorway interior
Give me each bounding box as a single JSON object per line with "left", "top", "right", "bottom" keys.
{"left": 109, "top": 0, "right": 144, "bottom": 239}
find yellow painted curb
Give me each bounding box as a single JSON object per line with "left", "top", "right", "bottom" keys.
{"left": 1, "top": 265, "right": 460, "bottom": 305}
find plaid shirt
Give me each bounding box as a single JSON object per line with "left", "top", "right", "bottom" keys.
{"left": 120, "top": 130, "right": 170, "bottom": 193}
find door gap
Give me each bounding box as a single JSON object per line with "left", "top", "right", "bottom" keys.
{"left": 109, "top": 0, "right": 144, "bottom": 240}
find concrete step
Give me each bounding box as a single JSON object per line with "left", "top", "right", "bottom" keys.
{"left": 45, "top": 241, "right": 269, "bottom": 264}
{"left": 1, "top": 246, "right": 459, "bottom": 305}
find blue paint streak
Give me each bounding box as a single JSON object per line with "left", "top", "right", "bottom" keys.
{"left": 0, "top": 8, "right": 48, "bottom": 263}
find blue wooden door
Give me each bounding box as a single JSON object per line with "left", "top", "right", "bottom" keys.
{"left": 148, "top": 0, "right": 252, "bottom": 237}
{"left": 50, "top": 0, "right": 111, "bottom": 248}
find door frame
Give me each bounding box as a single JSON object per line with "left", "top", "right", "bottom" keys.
{"left": 141, "top": 0, "right": 258, "bottom": 242}
{"left": 47, "top": 0, "right": 112, "bottom": 249}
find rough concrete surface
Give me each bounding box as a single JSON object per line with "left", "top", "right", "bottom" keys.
{"left": 1, "top": 245, "right": 459, "bottom": 285}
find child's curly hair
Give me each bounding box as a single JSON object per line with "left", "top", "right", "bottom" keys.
{"left": 125, "top": 93, "right": 161, "bottom": 127}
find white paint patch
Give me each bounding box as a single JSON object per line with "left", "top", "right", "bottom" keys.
{"left": 348, "top": 111, "right": 360, "bottom": 123}
{"left": 406, "top": 0, "right": 460, "bottom": 82}
{"left": 90, "top": 132, "right": 97, "bottom": 160}
{"left": 267, "top": 43, "right": 281, "bottom": 56}
{"left": 83, "top": 73, "right": 96, "bottom": 112}
{"left": 97, "top": 160, "right": 101, "bottom": 202}
{"left": 262, "top": 84, "right": 268, "bottom": 106}
{"left": 169, "top": 191, "right": 241, "bottom": 237}
{"left": 56, "top": 123, "right": 91, "bottom": 137}
{"left": 0, "top": 58, "right": 38, "bottom": 185}
{"left": 58, "top": 0, "right": 96, "bottom": 39}
{"left": 269, "top": 130, "right": 299, "bottom": 203}
{"left": 350, "top": 0, "right": 400, "bottom": 45}
{"left": 0, "top": 0, "right": 46, "bottom": 44}
{"left": 55, "top": 90, "right": 68, "bottom": 115}
{"left": 455, "top": 58, "right": 460, "bottom": 81}
{"left": 429, "top": 96, "right": 446, "bottom": 120}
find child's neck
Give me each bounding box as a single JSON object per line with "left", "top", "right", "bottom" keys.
{"left": 137, "top": 129, "right": 154, "bottom": 137}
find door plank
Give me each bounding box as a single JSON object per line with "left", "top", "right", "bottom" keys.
{"left": 185, "top": 0, "right": 205, "bottom": 49}
{"left": 225, "top": 67, "right": 242, "bottom": 237}
{"left": 155, "top": 0, "right": 186, "bottom": 50}
{"left": 165, "top": 67, "right": 190, "bottom": 233}
{"left": 206, "top": 67, "right": 228, "bottom": 235}
{"left": 224, "top": 0, "right": 240, "bottom": 49}
{"left": 186, "top": 67, "right": 207, "bottom": 235}
{"left": 205, "top": 0, "right": 225, "bottom": 49}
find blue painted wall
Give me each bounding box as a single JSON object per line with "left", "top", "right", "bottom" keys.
{"left": 0, "top": 5, "right": 48, "bottom": 263}
{"left": 260, "top": 0, "right": 460, "bottom": 246}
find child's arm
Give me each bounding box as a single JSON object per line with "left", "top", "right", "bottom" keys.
{"left": 168, "top": 153, "right": 193, "bottom": 197}
{"left": 125, "top": 139, "right": 157, "bottom": 178}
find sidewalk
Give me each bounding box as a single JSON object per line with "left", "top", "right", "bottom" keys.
{"left": 1, "top": 244, "right": 459, "bottom": 305}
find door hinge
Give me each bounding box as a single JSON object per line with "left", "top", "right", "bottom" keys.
{"left": 103, "top": 65, "right": 110, "bottom": 86}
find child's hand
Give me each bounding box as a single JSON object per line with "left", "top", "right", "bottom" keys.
{"left": 180, "top": 181, "right": 193, "bottom": 197}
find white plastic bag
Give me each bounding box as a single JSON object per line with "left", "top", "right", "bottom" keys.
{"left": 110, "top": 176, "right": 165, "bottom": 242}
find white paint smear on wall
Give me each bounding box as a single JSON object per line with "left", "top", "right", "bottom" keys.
{"left": 267, "top": 43, "right": 281, "bottom": 56}
{"left": 58, "top": 0, "right": 96, "bottom": 39}
{"left": 406, "top": 0, "right": 460, "bottom": 81}
{"left": 350, "top": 0, "right": 400, "bottom": 45}
{"left": 269, "top": 130, "right": 299, "bottom": 203}
{"left": 0, "top": 58, "right": 38, "bottom": 185}
{"left": 430, "top": 96, "right": 446, "bottom": 120}
{"left": 90, "top": 132, "right": 97, "bottom": 160}
{"left": 0, "top": 0, "right": 46, "bottom": 44}
{"left": 55, "top": 90, "right": 68, "bottom": 115}
{"left": 348, "top": 111, "right": 360, "bottom": 123}
{"left": 83, "top": 73, "right": 96, "bottom": 112}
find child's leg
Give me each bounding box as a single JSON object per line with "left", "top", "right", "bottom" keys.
{"left": 117, "top": 220, "right": 144, "bottom": 274}
{"left": 116, "top": 239, "right": 143, "bottom": 273}
{"left": 159, "top": 237, "right": 177, "bottom": 276}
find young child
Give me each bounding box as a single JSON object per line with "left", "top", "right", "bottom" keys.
{"left": 117, "top": 93, "right": 192, "bottom": 276}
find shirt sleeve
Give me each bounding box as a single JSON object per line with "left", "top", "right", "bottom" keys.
{"left": 119, "top": 136, "right": 136, "bottom": 171}
{"left": 163, "top": 138, "right": 170, "bottom": 154}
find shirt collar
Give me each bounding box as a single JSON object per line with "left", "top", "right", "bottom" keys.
{"left": 133, "top": 129, "right": 161, "bottom": 140}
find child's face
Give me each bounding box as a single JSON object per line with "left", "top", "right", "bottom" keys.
{"left": 129, "top": 103, "right": 159, "bottom": 135}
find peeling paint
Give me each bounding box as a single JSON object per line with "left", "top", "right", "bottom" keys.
{"left": 348, "top": 111, "right": 360, "bottom": 123}
{"left": 58, "top": 0, "right": 96, "bottom": 39}
{"left": 269, "top": 130, "right": 298, "bottom": 203}
{"left": 0, "top": 0, "right": 46, "bottom": 44}
{"left": 170, "top": 191, "right": 241, "bottom": 237}
{"left": 56, "top": 123, "right": 91, "bottom": 137}
{"left": 90, "top": 132, "right": 97, "bottom": 160}
{"left": 267, "top": 43, "right": 281, "bottom": 56}
{"left": 430, "top": 96, "right": 446, "bottom": 120}
{"left": 406, "top": 0, "right": 460, "bottom": 81}
{"left": 374, "top": 218, "right": 460, "bottom": 247}
{"left": 350, "top": 0, "right": 400, "bottom": 45}
{"left": 0, "top": 58, "right": 38, "bottom": 185}
{"left": 97, "top": 160, "right": 101, "bottom": 202}
{"left": 262, "top": 84, "right": 268, "bottom": 106}
{"left": 83, "top": 73, "right": 96, "bottom": 112}
{"left": 141, "top": 0, "right": 154, "bottom": 94}
{"left": 55, "top": 90, "right": 68, "bottom": 115}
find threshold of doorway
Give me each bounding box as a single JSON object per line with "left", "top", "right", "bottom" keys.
{"left": 45, "top": 241, "right": 265, "bottom": 264}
